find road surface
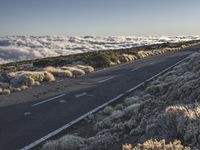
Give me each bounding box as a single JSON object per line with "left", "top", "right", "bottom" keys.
{"left": 0, "top": 45, "right": 200, "bottom": 150}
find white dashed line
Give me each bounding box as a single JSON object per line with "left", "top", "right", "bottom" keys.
{"left": 32, "top": 94, "right": 66, "bottom": 107}
{"left": 59, "top": 100, "right": 66, "bottom": 103}
{"left": 24, "top": 112, "right": 32, "bottom": 116}
{"left": 75, "top": 92, "right": 87, "bottom": 98}
{"left": 98, "top": 76, "right": 115, "bottom": 83}
{"left": 130, "top": 68, "right": 138, "bottom": 72}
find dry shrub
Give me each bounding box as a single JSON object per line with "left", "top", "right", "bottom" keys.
{"left": 42, "top": 135, "right": 86, "bottom": 150}
{"left": 43, "top": 71, "right": 55, "bottom": 81}
{"left": 2, "top": 89, "right": 11, "bottom": 95}
{"left": 123, "top": 139, "right": 190, "bottom": 150}
{"left": 137, "top": 51, "right": 149, "bottom": 58}
{"left": 24, "top": 71, "right": 45, "bottom": 82}
{"left": 61, "top": 67, "right": 85, "bottom": 76}
{"left": 20, "top": 85, "right": 29, "bottom": 91}
{"left": 75, "top": 65, "right": 95, "bottom": 73}
{"left": 119, "top": 54, "right": 137, "bottom": 62}
{"left": 43, "top": 66, "right": 58, "bottom": 73}
{"left": 54, "top": 70, "right": 73, "bottom": 78}
{"left": 0, "top": 88, "right": 11, "bottom": 95}
{"left": 44, "top": 66, "right": 73, "bottom": 78}
{"left": 152, "top": 50, "right": 163, "bottom": 55}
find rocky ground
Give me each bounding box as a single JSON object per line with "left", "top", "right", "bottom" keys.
{"left": 41, "top": 52, "right": 200, "bottom": 150}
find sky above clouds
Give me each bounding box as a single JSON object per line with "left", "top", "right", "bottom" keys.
{"left": 0, "top": 0, "right": 200, "bottom": 36}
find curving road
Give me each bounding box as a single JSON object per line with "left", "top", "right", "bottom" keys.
{"left": 0, "top": 44, "right": 200, "bottom": 150}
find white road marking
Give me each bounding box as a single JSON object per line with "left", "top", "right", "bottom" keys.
{"left": 86, "top": 94, "right": 94, "bottom": 97}
{"left": 98, "top": 76, "right": 115, "bottom": 83}
{"left": 130, "top": 68, "right": 138, "bottom": 72}
{"left": 59, "top": 100, "right": 66, "bottom": 103}
{"left": 125, "top": 82, "right": 145, "bottom": 93}
{"left": 24, "top": 112, "right": 32, "bottom": 116}
{"left": 149, "top": 62, "right": 156, "bottom": 65}
{"left": 32, "top": 94, "right": 66, "bottom": 107}
{"left": 21, "top": 56, "right": 188, "bottom": 150}
{"left": 75, "top": 92, "right": 87, "bottom": 98}
{"left": 78, "top": 82, "right": 94, "bottom": 85}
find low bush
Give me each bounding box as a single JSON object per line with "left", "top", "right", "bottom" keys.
{"left": 82, "top": 52, "right": 113, "bottom": 68}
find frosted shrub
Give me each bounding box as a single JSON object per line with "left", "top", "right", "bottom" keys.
{"left": 103, "top": 106, "right": 114, "bottom": 115}
{"left": 10, "top": 75, "right": 35, "bottom": 88}
{"left": 0, "top": 72, "right": 12, "bottom": 83}
{"left": 42, "top": 135, "right": 86, "bottom": 150}
{"left": 146, "top": 104, "right": 200, "bottom": 147}
{"left": 10, "top": 87, "right": 21, "bottom": 92}
{"left": 85, "top": 133, "right": 116, "bottom": 150}
{"left": 124, "top": 96, "right": 140, "bottom": 105}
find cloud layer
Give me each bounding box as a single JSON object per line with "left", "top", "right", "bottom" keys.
{"left": 0, "top": 35, "right": 199, "bottom": 64}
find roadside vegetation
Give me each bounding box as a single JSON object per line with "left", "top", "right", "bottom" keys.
{"left": 0, "top": 65, "right": 94, "bottom": 95}
{"left": 0, "top": 40, "right": 199, "bottom": 95}
{"left": 41, "top": 52, "right": 200, "bottom": 150}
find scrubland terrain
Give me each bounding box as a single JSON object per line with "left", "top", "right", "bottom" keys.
{"left": 41, "top": 52, "right": 200, "bottom": 150}
{"left": 0, "top": 41, "right": 199, "bottom": 95}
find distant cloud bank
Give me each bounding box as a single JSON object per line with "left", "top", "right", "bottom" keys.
{"left": 0, "top": 35, "right": 199, "bottom": 64}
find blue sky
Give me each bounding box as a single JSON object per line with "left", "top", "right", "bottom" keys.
{"left": 0, "top": 0, "right": 200, "bottom": 36}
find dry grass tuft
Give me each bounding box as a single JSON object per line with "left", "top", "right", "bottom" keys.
{"left": 75, "top": 65, "right": 95, "bottom": 73}
{"left": 43, "top": 71, "right": 55, "bottom": 81}
{"left": 61, "top": 67, "right": 85, "bottom": 76}
{"left": 119, "top": 54, "right": 137, "bottom": 62}
{"left": 123, "top": 139, "right": 190, "bottom": 150}
{"left": 43, "top": 66, "right": 73, "bottom": 78}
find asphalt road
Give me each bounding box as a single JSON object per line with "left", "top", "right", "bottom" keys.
{"left": 0, "top": 45, "right": 200, "bottom": 150}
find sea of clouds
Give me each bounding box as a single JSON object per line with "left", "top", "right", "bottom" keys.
{"left": 0, "top": 35, "right": 199, "bottom": 64}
